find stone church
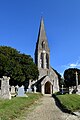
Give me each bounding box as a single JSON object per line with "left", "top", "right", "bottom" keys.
{"left": 33, "top": 18, "right": 59, "bottom": 94}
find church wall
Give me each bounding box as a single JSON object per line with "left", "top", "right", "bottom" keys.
{"left": 50, "top": 67, "right": 59, "bottom": 93}
{"left": 39, "top": 68, "right": 49, "bottom": 79}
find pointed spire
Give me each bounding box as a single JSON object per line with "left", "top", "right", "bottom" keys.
{"left": 39, "top": 17, "right": 46, "bottom": 40}
{"left": 35, "top": 17, "right": 50, "bottom": 66}
{"left": 40, "top": 17, "right": 45, "bottom": 32}
{"left": 36, "top": 17, "right": 49, "bottom": 51}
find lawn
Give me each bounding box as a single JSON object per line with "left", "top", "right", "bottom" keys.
{"left": 56, "top": 94, "right": 80, "bottom": 112}
{"left": 0, "top": 93, "right": 42, "bottom": 120}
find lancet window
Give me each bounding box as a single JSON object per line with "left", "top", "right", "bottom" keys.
{"left": 42, "top": 41, "right": 45, "bottom": 50}
{"left": 40, "top": 53, "right": 44, "bottom": 68}
{"left": 46, "top": 53, "right": 49, "bottom": 69}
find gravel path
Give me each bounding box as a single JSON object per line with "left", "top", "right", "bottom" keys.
{"left": 16, "top": 95, "right": 80, "bottom": 120}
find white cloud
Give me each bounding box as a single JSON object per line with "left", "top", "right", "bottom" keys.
{"left": 69, "top": 63, "right": 77, "bottom": 67}
{"left": 62, "top": 57, "right": 80, "bottom": 69}
{"left": 61, "top": 57, "right": 80, "bottom": 76}
{"left": 69, "top": 63, "right": 80, "bottom": 68}
{"left": 69, "top": 58, "right": 80, "bottom": 68}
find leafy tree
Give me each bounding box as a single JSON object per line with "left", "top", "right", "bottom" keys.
{"left": 16, "top": 53, "right": 39, "bottom": 87}
{"left": 64, "top": 68, "right": 80, "bottom": 87}
{"left": 0, "top": 46, "right": 39, "bottom": 86}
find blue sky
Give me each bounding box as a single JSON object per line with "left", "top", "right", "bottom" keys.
{"left": 0, "top": 0, "right": 80, "bottom": 76}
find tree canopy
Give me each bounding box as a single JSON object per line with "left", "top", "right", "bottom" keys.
{"left": 64, "top": 68, "right": 80, "bottom": 87}
{"left": 0, "top": 46, "right": 39, "bottom": 86}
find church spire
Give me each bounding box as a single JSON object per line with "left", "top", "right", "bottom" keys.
{"left": 39, "top": 17, "right": 45, "bottom": 35}
{"left": 35, "top": 17, "right": 49, "bottom": 52}
{"left": 35, "top": 18, "right": 50, "bottom": 69}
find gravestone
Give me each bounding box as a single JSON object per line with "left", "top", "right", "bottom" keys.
{"left": 27, "top": 79, "right": 32, "bottom": 93}
{"left": 11, "top": 86, "right": 15, "bottom": 93}
{"left": 69, "top": 87, "right": 74, "bottom": 94}
{"left": 75, "top": 71, "right": 78, "bottom": 90}
{"left": 11, "top": 86, "right": 16, "bottom": 97}
{"left": 17, "top": 85, "right": 27, "bottom": 97}
{"left": 34, "top": 86, "right": 37, "bottom": 93}
{"left": 76, "top": 85, "right": 80, "bottom": 95}
{"left": 27, "top": 88, "right": 32, "bottom": 93}
{"left": 0, "top": 76, "right": 11, "bottom": 99}
{"left": 15, "top": 85, "right": 19, "bottom": 93}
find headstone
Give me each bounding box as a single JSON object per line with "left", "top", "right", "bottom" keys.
{"left": 15, "top": 85, "right": 19, "bottom": 93}
{"left": 76, "top": 85, "right": 80, "bottom": 95}
{"left": 28, "top": 79, "right": 32, "bottom": 89}
{"left": 69, "top": 87, "right": 74, "bottom": 94}
{"left": 0, "top": 76, "right": 11, "bottom": 99}
{"left": 27, "top": 88, "right": 32, "bottom": 93}
{"left": 11, "top": 86, "right": 16, "bottom": 96}
{"left": 11, "top": 86, "right": 15, "bottom": 93}
{"left": 27, "top": 79, "right": 32, "bottom": 93}
{"left": 17, "top": 85, "right": 27, "bottom": 97}
{"left": 34, "top": 86, "right": 37, "bottom": 93}
{"left": 61, "top": 85, "right": 64, "bottom": 94}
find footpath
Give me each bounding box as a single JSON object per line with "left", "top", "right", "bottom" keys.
{"left": 16, "top": 95, "right": 80, "bottom": 120}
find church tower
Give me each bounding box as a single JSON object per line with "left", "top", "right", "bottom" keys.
{"left": 34, "top": 18, "right": 59, "bottom": 94}
{"left": 35, "top": 18, "right": 50, "bottom": 79}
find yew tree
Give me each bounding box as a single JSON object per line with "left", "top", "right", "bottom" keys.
{"left": 0, "top": 46, "right": 39, "bottom": 86}
{"left": 64, "top": 68, "right": 80, "bottom": 87}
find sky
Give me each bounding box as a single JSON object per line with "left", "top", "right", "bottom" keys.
{"left": 0, "top": 0, "right": 80, "bottom": 76}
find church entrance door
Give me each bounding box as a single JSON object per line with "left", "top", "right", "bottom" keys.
{"left": 45, "top": 82, "right": 51, "bottom": 94}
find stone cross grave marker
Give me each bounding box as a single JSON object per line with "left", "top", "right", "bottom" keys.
{"left": 75, "top": 71, "right": 78, "bottom": 90}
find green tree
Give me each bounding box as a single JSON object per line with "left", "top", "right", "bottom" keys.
{"left": 16, "top": 53, "right": 39, "bottom": 86}
{"left": 0, "top": 46, "right": 39, "bottom": 86}
{"left": 64, "top": 68, "right": 80, "bottom": 87}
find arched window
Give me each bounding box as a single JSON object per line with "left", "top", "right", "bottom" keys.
{"left": 40, "top": 53, "right": 44, "bottom": 68}
{"left": 42, "top": 41, "right": 45, "bottom": 50}
{"left": 46, "top": 53, "right": 49, "bottom": 69}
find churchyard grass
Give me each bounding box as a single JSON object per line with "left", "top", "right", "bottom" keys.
{"left": 0, "top": 93, "right": 42, "bottom": 120}
{"left": 56, "top": 94, "right": 80, "bottom": 112}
